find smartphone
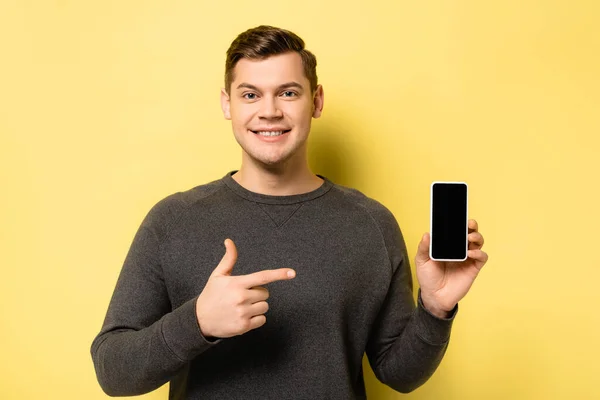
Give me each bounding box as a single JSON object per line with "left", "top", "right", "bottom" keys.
{"left": 430, "top": 181, "right": 469, "bottom": 262}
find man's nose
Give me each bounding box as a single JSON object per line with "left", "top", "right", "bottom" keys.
{"left": 258, "top": 96, "right": 283, "bottom": 119}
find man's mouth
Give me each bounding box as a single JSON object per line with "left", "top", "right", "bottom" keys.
{"left": 250, "top": 129, "right": 292, "bottom": 137}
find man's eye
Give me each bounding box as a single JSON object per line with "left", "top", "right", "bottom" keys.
{"left": 282, "top": 91, "right": 297, "bottom": 97}
{"left": 243, "top": 93, "right": 257, "bottom": 100}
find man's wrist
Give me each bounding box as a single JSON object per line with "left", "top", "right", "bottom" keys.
{"left": 420, "top": 293, "right": 454, "bottom": 319}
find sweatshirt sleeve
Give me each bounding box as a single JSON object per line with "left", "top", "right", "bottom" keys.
{"left": 364, "top": 202, "right": 457, "bottom": 394}
{"left": 90, "top": 196, "right": 221, "bottom": 396}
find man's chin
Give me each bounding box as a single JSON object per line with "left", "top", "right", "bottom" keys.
{"left": 257, "top": 157, "right": 287, "bottom": 168}
{"left": 246, "top": 153, "right": 291, "bottom": 169}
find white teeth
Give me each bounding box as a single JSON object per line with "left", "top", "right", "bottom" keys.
{"left": 256, "top": 131, "right": 284, "bottom": 136}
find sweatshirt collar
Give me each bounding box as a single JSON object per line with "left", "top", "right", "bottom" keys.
{"left": 222, "top": 170, "right": 333, "bottom": 205}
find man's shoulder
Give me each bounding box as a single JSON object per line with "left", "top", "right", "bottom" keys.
{"left": 157, "top": 177, "right": 223, "bottom": 208}
{"left": 167, "top": 178, "right": 225, "bottom": 207}
{"left": 330, "top": 182, "right": 397, "bottom": 224}
{"left": 329, "top": 181, "right": 406, "bottom": 266}
{"left": 141, "top": 177, "right": 226, "bottom": 230}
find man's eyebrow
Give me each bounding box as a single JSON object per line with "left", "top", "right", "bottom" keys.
{"left": 236, "top": 83, "right": 259, "bottom": 91}
{"left": 277, "top": 82, "right": 304, "bottom": 91}
{"left": 236, "top": 82, "right": 305, "bottom": 91}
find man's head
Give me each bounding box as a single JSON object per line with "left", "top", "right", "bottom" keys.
{"left": 221, "top": 25, "right": 324, "bottom": 169}
{"left": 224, "top": 25, "right": 318, "bottom": 96}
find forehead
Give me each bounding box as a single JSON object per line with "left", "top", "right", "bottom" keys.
{"left": 232, "top": 52, "right": 309, "bottom": 89}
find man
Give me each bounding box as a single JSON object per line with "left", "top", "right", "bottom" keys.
{"left": 91, "top": 25, "right": 488, "bottom": 399}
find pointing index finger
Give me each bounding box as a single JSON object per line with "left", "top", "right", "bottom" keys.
{"left": 237, "top": 268, "right": 296, "bottom": 288}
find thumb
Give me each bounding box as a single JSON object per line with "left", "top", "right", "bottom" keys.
{"left": 211, "top": 238, "right": 238, "bottom": 277}
{"left": 414, "top": 232, "right": 431, "bottom": 266}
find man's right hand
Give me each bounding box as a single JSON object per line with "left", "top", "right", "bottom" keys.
{"left": 195, "top": 238, "right": 296, "bottom": 339}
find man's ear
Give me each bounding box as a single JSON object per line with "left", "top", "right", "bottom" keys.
{"left": 221, "top": 88, "right": 231, "bottom": 120}
{"left": 312, "top": 85, "right": 324, "bottom": 118}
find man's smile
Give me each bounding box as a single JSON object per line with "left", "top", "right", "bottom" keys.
{"left": 249, "top": 128, "right": 292, "bottom": 139}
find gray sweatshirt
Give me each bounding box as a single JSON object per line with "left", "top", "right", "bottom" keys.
{"left": 91, "top": 171, "right": 457, "bottom": 399}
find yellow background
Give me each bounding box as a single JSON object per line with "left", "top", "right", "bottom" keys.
{"left": 1, "top": 0, "right": 599, "bottom": 399}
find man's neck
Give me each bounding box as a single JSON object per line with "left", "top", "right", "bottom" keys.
{"left": 232, "top": 159, "right": 323, "bottom": 196}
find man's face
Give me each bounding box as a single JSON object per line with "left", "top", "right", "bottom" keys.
{"left": 221, "top": 52, "right": 323, "bottom": 168}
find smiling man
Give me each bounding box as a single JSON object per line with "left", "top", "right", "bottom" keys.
{"left": 222, "top": 41, "right": 324, "bottom": 194}
{"left": 91, "top": 25, "right": 488, "bottom": 399}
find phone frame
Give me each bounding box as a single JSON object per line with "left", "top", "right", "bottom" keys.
{"left": 429, "top": 181, "right": 469, "bottom": 262}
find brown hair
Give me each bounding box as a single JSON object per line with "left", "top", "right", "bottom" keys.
{"left": 224, "top": 25, "right": 318, "bottom": 94}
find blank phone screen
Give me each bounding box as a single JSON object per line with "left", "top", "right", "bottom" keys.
{"left": 431, "top": 183, "right": 468, "bottom": 260}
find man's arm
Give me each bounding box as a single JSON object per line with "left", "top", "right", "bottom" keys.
{"left": 90, "top": 199, "right": 220, "bottom": 396}
{"left": 365, "top": 270, "right": 456, "bottom": 393}
{"left": 364, "top": 204, "right": 457, "bottom": 393}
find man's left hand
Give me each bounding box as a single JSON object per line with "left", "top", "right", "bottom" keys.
{"left": 415, "top": 219, "right": 489, "bottom": 318}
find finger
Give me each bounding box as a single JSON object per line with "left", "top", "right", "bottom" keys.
{"left": 468, "top": 219, "right": 478, "bottom": 233}
{"left": 210, "top": 238, "right": 238, "bottom": 277}
{"left": 415, "top": 232, "right": 431, "bottom": 266}
{"left": 248, "top": 301, "right": 269, "bottom": 316}
{"left": 248, "top": 315, "right": 267, "bottom": 331}
{"left": 238, "top": 268, "right": 296, "bottom": 289}
{"left": 247, "top": 286, "right": 269, "bottom": 303}
{"left": 468, "top": 232, "right": 484, "bottom": 249}
{"left": 467, "top": 249, "right": 489, "bottom": 264}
